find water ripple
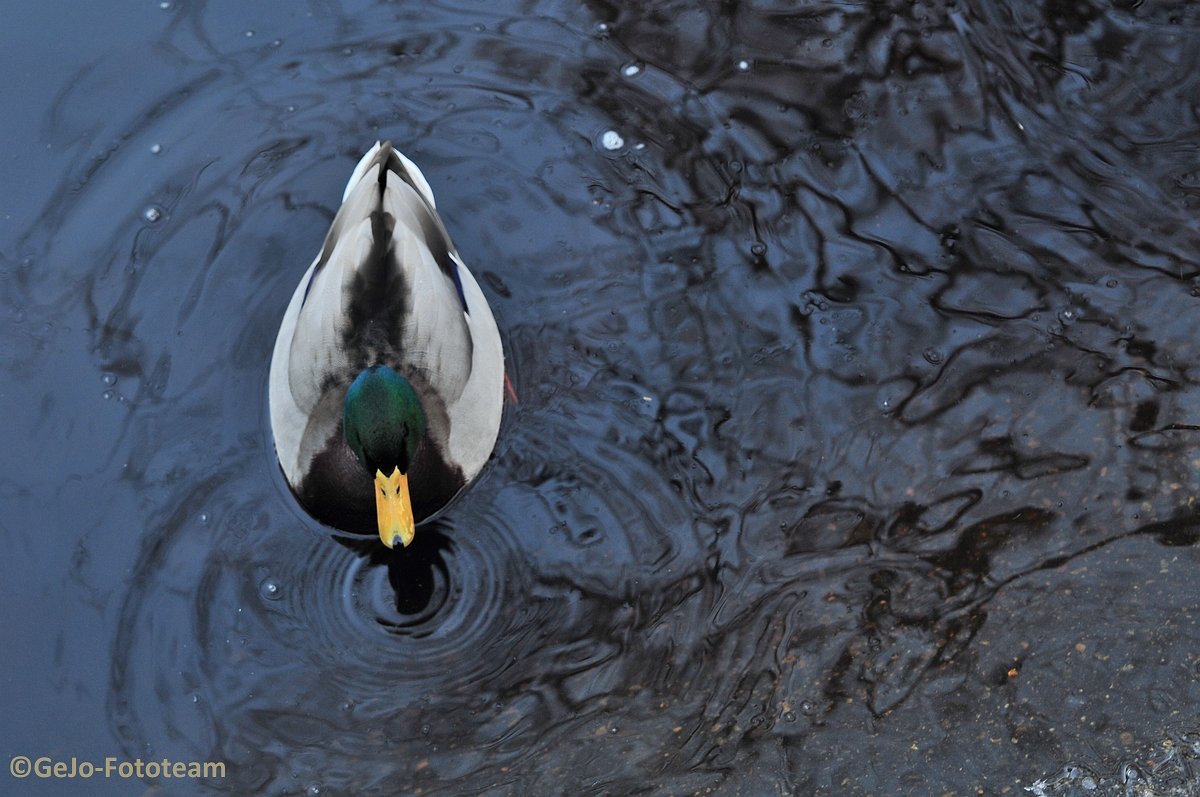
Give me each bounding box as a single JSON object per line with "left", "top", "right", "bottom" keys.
{"left": 3, "top": 0, "right": 1200, "bottom": 794}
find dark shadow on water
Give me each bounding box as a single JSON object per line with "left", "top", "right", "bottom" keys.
{"left": 332, "top": 521, "right": 452, "bottom": 616}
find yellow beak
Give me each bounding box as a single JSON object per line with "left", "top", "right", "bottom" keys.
{"left": 374, "top": 467, "right": 415, "bottom": 548}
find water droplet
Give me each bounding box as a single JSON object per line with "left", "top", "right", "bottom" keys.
{"left": 737, "top": 59, "right": 751, "bottom": 72}
{"left": 102, "top": 373, "right": 117, "bottom": 387}
{"left": 594, "top": 22, "right": 610, "bottom": 35}
{"left": 453, "top": 64, "right": 464, "bottom": 74}
{"left": 783, "top": 711, "right": 798, "bottom": 722}
{"left": 750, "top": 242, "right": 767, "bottom": 256}
{"left": 1105, "top": 278, "right": 1118, "bottom": 288}
{"left": 245, "top": 29, "right": 254, "bottom": 37}
{"left": 190, "top": 693, "right": 199, "bottom": 704}
{"left": 259, "top": 578, "right": 282, "bottom": 601}
{"left": 621, "top": 61, "right": 643, "bottom": 78}
{"left": 600, "top": 130, "right": 624, "bottom": 151}
{"left": 143, "top": 206, "right": 163, "bottom": 223}
{"left": 306, "top": 784, "right": 322, "bottom": 796}
{"left": 1058, "top": 308, "right": 1077, "bottom": 325}
{"left": 420, "top": 724, "right": 430, "bottom": 735}
{"left": 272, "top": 39, "right": 282, "bottom": 47}
{"left": 340, "top": 700, "right": 354, "bottom": 713}
{"left": 199, "top": 513, "right": 209, "bottom": 524}
{"left": 471, "top": 23, "right": 485, "bottom": 32}
{"left": 158, "top": 0, "right": 171, "bottom": 8}
{"left": 149, "top": 143, "right": 162, "bottom": 154}
{"left": 102, "top": 389, "right": 114, "bottom": 401}
{"left": 923, "top": 348, "right": 943, "bottom": 365}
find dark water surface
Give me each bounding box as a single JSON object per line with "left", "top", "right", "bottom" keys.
{"left": 4, "top": 1, "right": 1200, "bottom": 795}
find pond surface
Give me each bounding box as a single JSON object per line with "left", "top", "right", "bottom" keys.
{"left": 3, "top": 1, "right": 1200, "bottom": 795}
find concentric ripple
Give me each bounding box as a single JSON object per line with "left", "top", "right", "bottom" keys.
{"left": 259, "top": 518, "right": 525, "bottom": 697}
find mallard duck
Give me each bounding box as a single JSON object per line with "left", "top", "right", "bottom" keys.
{"left": 269, "top": 142, "right": 504, "bottom": 548}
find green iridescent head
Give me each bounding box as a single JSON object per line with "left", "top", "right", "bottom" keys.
{"left": 343, "top": 365, "right": 427, "bottom": 547}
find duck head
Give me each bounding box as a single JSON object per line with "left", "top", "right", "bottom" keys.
{"left": 343, "top": 365, "right": 427, "bottom": 548}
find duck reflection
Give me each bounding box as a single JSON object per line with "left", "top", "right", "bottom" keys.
{"left": 333, "top": 520, "right": 453, "bottom": 616}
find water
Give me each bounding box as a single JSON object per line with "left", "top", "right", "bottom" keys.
{"left": 2, "top": 1, "right": 1200, "bottom": 795}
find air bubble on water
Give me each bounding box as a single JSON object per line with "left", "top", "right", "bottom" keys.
{"left": 621, "top": 61, "right": 643, "bottom": 78}
{"left": 923, "top": 347, "right": 943, "bottom": 365}
{"left": 143, "top": 206, "right": 163, "bottom": 223}
{"left": 149, "top": 143, "right": 162, "bottom": 154}
{"left": 259, "top": 577, "right": 282, "bottom": 601}
{"left": 159, "top": 1, "right": 171, "bottom": 8}
{"left": 245, "top": 30, "right": 254, "bottom": 37}
{"left": 306, "top": 784, "right": 322, "bottom": 796}
{"left": 102, "top": 373, "right": 117, "bottom": 387}
{"left": 737, "top": 59, "right": 751, "bottom": 72}
{"left": 102, "top": 389, "right": 114, "bottom": 400}
{"left": 199, "top": 513, "right": 209, "bottom": 524}
{"left": 594, "top": 22, "right": 610, "bottom": 35}
{"left": 600, "top": 130, "right": 624, "bottom": 150}
{"left": 1058, "top": 308, "right": 1078, "bottom": 325}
